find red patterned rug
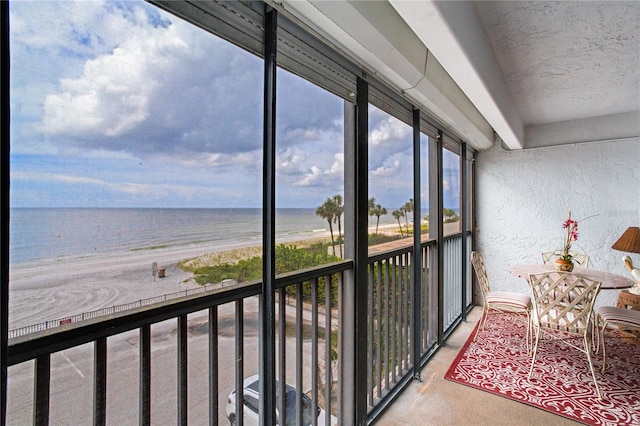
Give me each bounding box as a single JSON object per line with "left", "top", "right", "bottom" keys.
{"left": 445, "top": 313, "right": 640, "bottom": 426}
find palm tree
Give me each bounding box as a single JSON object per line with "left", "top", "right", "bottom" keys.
{"left": 368, "top": 197, "right": 378, "bottom": 229}
{"left": 316, "top": 199, "right": 336, "bottom": 256}
{"left": 392, "top": 209, "right": 405, "bottom": 236}
{"left": 370, "top": 202, "right": 387, "bottom": 234}
{"left": 403, "top": 199, "right": 414, "bottom": 233}
{"left": 332, "top": 195, "right": 344, "bottom": 258}
{"left": 399, "top": 206, "right": 407, "bottom": 235}
{"left": 443, "top": 207, "right": 459, "bottom": 223}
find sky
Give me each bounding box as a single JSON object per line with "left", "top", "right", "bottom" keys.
{"left": 9, "top": 0, "right": 460, "bottom": 211}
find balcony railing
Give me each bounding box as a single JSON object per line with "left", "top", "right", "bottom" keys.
{"left": 8, "top": 282, "right": 238, "bottom": 340}
{"left": 365, "top": 240, "right": 438, "bottom": 415}
{"left": 6, "top": 234, "right": 471, "bottom": 425}
{"left": 443, "top": 235, "right": 464, "bottom": 331}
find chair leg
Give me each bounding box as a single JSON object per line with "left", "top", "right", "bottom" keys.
{"left": 525, "top": 312, "right": 532, "bottom": 356}
{"left": 583, "top": 335, "right": 602, "bottom": 399}
{"left": 600, "top": 322, "right": 608, "bottom": 373}
{"left": 591, "top": 317, "right": 597, "bottom": 353}
{"left": 528, "top": 326, "right": 541, "bottom": 379}
{"left": 473, "top": 306, "right": 488, "bottom": 342}
{"left": 591, "top": 313, "right": 600, "bottom": 353}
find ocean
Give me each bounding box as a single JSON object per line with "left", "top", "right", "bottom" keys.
{"left": 9, "top": 207, "right": 400, "bottom": 265}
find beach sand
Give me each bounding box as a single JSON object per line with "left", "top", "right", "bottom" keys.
{"left": 8, "top": 231, "right": 336, "bottom": 330}
{"left": 8, "top": 222, "right": 450, "bottom": 331}
{"left": 10, "top": 244, "right": 203, "bottom": 330}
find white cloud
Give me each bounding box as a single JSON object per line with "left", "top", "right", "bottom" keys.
{"left": 39, "top": 11, "right": 186, "bottom": 138}
{"left": 13, "top": 1, "right": 263, "bottom": 160}
{"left": 10, "top": 1, "right": 109, "bottom": 53}
{"left": 370, "top": 116, "right": 412, "bottom": 147}
{"left": 296, "top": 166, "right": 323, "bottom": 186}
{"left": 10, "top": 1, "right": 442, "bottom": 208}
{"left": 11, "top": 170, "right": 221, "bottom": 199}
{"left": 177, "top": 150, "right": 262, "bottom": 169}
{"left": 292, "top": 153, "right": 343, "bottom": 187}
{"left": 278, "top": 149, "right": 308, "bottom": 174}
{"left": 370, "top": 159, "right": 401, "bottom": 177}
{"left": 328, "top": 153, "right": 344, "bottom": 175}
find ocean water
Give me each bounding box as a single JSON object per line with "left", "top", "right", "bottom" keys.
{"left": 9, "top": 208, "right": 324, "bottom": 265}
{"left": 9, "top": 207, "right": 409, "bottom": 265}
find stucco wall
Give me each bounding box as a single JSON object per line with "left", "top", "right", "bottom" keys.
{"left": 475, "top": 138, "right": 639, "bottom": 308}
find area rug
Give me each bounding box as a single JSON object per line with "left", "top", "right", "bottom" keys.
{"left": 444, "top": 314, "right": 640, "bottom": 426}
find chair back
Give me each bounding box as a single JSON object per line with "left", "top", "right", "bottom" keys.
{"left": 541, "top": 250, "right": 590, "bottom": 268}
{"left": 471, "top": 251, "right": 491, "bottom": 296}
{"left": 528, "top": 271, "right": 601, "bottom": 334}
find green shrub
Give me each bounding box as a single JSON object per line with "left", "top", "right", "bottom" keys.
{"left": 193, "top": 242, "right": 338, "bottom": 283}
{"left": 368, "top": 233, "right": 404, "bottom": 245}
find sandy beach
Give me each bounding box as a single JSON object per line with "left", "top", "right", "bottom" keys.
{"left": 8, "top": 221, "right": 438, "bottom": 331}
{"left": 9, "top": 230, "right": 340, "bottom": 330}
{"left": 6, "top": 222, "right": 456, "bottom": 424}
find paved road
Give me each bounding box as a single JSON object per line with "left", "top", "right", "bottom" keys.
{"left": 6, "top": 296, "right": 330, "bottom": 425}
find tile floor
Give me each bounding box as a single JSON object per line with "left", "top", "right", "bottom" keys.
{"left": 375, "top": 308, "right": 582, "bottom": 426}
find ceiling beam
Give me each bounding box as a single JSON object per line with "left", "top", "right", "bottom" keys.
{"left": 526, "top": 112, "right": 640, "bottom": 149}
{"left": 390, "top": 0, "right": 525, "bottom": 150}
{"left": 277, "top": 0, "right": 495, "bottom": 150}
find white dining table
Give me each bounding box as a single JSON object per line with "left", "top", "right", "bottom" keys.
{"left": 508, "top": 264, "right": 634, "bottom": 290}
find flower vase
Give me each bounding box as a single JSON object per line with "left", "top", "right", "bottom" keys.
{"left": 555, "top": 258, "right": 574, "bottom": 272}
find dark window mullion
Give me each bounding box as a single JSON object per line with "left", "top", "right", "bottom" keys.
{"left": 33, "top": 354, "right": 50, "bottom": 426}
{"left": 460, "top": 142, "right": 468, "bottom": 321}
{"left": 235, "top": 300, "right": 244, "bottom": 426}
{"left": 94, "top": 337, "right": 107, "bottom": 426}
{"left": 261, "top": 6, "right": 277, "bottom": 426}
{"left": 311, "top": 278, "right": 318, "bottom": 426}
{"left": 296, "top": 282, "right": 303, "bottom": 426}
{"left": 209, "top": 306, "right": 218, "bottom": 425}
{"left": 178, "top": 314, "right": 188, "bottom": 426}
{"left": 411, "top": 107, "right": 422, "bottom": 378}
{"left": 1, "top": 2, "right": 9, "bottom": 423}
{"left": 140, "top": 325, "right": 151, "bottom": 426}
{"left": 324, "top": 274, "right": 332, "bottom": 426}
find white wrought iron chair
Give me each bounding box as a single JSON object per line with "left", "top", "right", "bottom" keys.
{"left": 595, "top": 306, "right": 640, "bottom": 372}
{"left": 541, "top": 250, "right": 590, "bottom": 268}
{"left": 527, "top": 271, "right": 602, "bottom": 399}
{"left": 471, "top": 251, "right": 532, "bottom": 353}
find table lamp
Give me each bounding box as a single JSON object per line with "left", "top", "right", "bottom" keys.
{"left": 612, "top": 226, "right": 640, "bottom": 295}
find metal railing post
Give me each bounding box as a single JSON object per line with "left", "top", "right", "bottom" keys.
{"left": 1, "top": 3, "right": 9, "bottom": 424}
{"left": 140, "top": 325, "right": 151, "bottom": 426}
{"left": 94, "top": 337, "right": 107, "bottom": 426}
{"left": 341, "top": 75, "right": 368, "bottom": 425}
{"left": 209, "top": 307, "right": 219, "bottom": 425}
{"left": 33, "top": 355, "right": 50, "bottom": 426}
{"left": 261, "top": 6, "right": 277, "bottom": 426}
{"left": 411, "top": 108, "right": 422, "bottom": 379}
{"left": 460, "top": 143, "right": 468, "bottom": 321}
{"left": 354, "top": 76, "right": 369, "bottom": 425}
{"left": 178, "top": 314, "right": 188, "bottom": 426}
{"left": 432, "top": 131, "right": 444, "bottom": 344}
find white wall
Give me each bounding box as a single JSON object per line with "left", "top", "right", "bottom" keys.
{"left": 475, "top": 138, "right": 639, "bottom": 308}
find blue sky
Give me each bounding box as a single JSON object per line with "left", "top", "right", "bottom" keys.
{"left": 9, "top": 0, "right": 460, "bottom": 211}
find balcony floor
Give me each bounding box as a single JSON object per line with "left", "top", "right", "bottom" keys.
{"left": 376, "top": 307, "right": 581, "bottom": 425}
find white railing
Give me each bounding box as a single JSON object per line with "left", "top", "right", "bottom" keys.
{"left": 8, "top": 280, "right": 237, "bottom": 338}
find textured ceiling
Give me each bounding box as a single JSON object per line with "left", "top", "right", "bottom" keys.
{"left": 474, "top": 1, "right": 639, "bottom": 126}
{"left": 278, "top": 0, "right": 639, "bottom": 149}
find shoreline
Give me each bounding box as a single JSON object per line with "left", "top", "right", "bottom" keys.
{"left": 8, "top": 222, "right": 411, "bottom": 330}
{"left": 8, "top": 229, "right": 342, "bottom": 330}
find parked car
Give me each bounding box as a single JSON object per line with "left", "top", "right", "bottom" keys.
{"left": 226, "top": 374, "right": 338, "bottom": 425}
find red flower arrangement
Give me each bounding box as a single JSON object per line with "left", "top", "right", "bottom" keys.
{"left": 561, "top": 211, "right": 579, "bottom": 262}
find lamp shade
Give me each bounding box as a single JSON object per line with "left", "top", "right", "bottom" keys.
{"left": 612, "top": 227, "right": 640, "bottom": 254}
